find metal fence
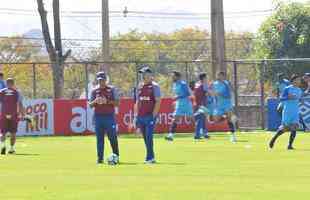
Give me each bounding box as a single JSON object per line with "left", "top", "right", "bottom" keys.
{"left": 1, "top": 58, "right": 309, "bottom": 129}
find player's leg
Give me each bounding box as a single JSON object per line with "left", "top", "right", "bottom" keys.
{"left": 8, "top": 119, "right": 18, "bottom": 154}
{"left": 143, "top": 116, "right": 155, "bottom": 163}
{"left": 226, "top": 112, "right": 237, "bottom": 143}
{"left": 94, "top": 116, "right": 105, "bottom": 164}
{"left": 288, "top": 124, "right": 297, "bottom": 150}
{"left": 202, "top": 114, "right": 210, "bottom": 139}
{"left": 0, "top": 118, "right": 8, "bottom": 155}
{"left": 269, "top": 125, "right": 286, "bottom": 149}
{"left": 166, "top": 115, "right": 181, "bottom": 141}
{"left": 0, "top": 132, "right": 6, "bottom": 155}
{"left": 194, "top": 113, "right": 204, "bottom": 139}
{"left": 106, "top": 117, "right": 119, "bottom": 157}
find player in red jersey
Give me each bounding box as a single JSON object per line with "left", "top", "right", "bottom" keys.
{"left": 0, "top": 78, "right": 25, "bottom": 155}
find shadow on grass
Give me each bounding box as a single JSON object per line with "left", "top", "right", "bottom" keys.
{"left": 14, "top": 153, "right": 40, "bottom": 156}
{"left": 119, "top": 162, "right": 187, "bottom": 166}
{"left": 236, "top": 140, "right": 249, "bottom": 143}
{"left": 155, "top": 162, "right": 187, "bottom": 166}
{"left": 120, "top": 162, "right": 140, "bottom": 166}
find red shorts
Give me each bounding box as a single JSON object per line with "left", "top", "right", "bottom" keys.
{"left": 0, "top": 115, "right": 18, "bottom": 134}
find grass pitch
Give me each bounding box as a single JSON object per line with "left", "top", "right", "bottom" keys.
{"left": 1, "top": 132, "right": 310, "bottom": 200}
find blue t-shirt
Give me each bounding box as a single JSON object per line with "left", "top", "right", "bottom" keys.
{"left": 212, "top": 80, "right": 232, "bottom": 103}
{"left": 277, "top": 79, "right": 290, "bottom": 97}
{"left": 280, "top": 85, "right": 303, "bottom": 125}
{"left": 173, "top": 80, "right": 191, "bottom": 106}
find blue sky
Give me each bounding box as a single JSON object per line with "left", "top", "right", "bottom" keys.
{"left": 0, "top": 0, "right": 308, "bottom": 38}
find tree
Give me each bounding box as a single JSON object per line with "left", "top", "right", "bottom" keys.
{"left": 254, "top": 2, "right": 310, "bottom": 81}
{"left": 0, "top": 37, "right": 40, "bottom": 62}
{"left": 37, "top": 0, "right": 71, "bottom": 98}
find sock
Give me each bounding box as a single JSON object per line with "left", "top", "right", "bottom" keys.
{"left": 169, "top": 122, "right": 177, "bottom": 136}
{"left": 0, "top": 140, "right": 5, "bottom": 149}
{"left": 228, "top": 121, "right": 236, "bottom": 134}
{"left": 288, "top": 130, "right": 297, "bottom": 148}
{"left": 10, "top": 145, "right": 15, "bottom": 152}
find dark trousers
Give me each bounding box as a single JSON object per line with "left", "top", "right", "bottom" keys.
{"left": 194, "top": 113, "right": 207, "bottom": 138}
{"left": 94, "top": 114, "right": 119, "bottom": 161}
{"left": 137, "top": 115, "right": 156, "bottom": 161}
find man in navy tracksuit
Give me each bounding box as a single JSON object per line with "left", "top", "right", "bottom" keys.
{"left": 135, "top": 67, "right": 161, "bottom": 164}
{"left": 89, "top": 72, "right": 120, "bottom": 164}
{"left": 193, "top": 73, "right": 211, "bottom": 140}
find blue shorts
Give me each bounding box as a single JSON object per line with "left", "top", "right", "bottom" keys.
{"left": 213, "top": 102, "right": 233, "bottom": 116}
{"left": 282, "top": 111, "right": 299, "bottom": 127}
{"left": 174, "top": 100, "right": 193, "bottom": 117}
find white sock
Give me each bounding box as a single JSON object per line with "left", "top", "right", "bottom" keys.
{"left": 10, "top": 145, "right": 15, "bottom": 152}
{"left": 168, "top": 133, "right": 174, "bottom": 138}
{"left": 0, "top": 140, "right": 5, "bottom": 149}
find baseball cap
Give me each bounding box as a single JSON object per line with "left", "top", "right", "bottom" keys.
{"left": 304, "top": 73, "right": 310, "bottom": 77}
{"left": 138, "top": 67, "right": 153, "bottom": 74}
{"left": 96, "top": 71, "right": 107, "bottom": 80}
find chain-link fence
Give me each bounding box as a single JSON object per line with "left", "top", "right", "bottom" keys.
{"left": 1, "top": 58, "right": 309, "bottom": 129}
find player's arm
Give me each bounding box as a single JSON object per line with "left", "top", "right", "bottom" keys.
{"left": 107, "top": 88, "right": 119, "bottom": 107}
{"left": 280, "top": 87, "right": 290, "bottom": 101}
{"left": 221, "top": 81, "right": 232, "bottom": 98}
{"left": 89, "top": 91, "right": 98, "bottom": 108}
{"left": 153, "top": 85, "right": 161, "bottom": 117}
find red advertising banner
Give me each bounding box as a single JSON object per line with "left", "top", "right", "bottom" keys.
{"left": 54, "top": 98, "right": 229, "bottom": 135}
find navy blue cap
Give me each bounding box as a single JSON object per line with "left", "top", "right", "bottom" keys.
{"left": 138, "top": 67, "right": 153, "bottom": 74}
{"left": 96, "top": 71, "right": 107, "bottom": 80}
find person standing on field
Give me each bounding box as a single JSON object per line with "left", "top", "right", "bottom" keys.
{"left": 89, "top": 71, "right": 120, "bottom": 165}
{"left": 134, "top": 67, "right": 161, "bottom": 164}
{"left": 0, "top": 78, "right": 25, "bottom": 155}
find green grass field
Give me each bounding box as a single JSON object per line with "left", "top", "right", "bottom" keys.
{"left": 1, "top": 132, "right": 310, "bottom": 200}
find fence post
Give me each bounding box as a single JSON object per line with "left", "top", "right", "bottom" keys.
{"left": 260, "top": 61, "right": 266, "bottom": 130}
{"left": 32, "top": 63, "right": 37, "bottom": 99}
{"left": 84, "top": 63, "right": 89, "bottom": 100}
{"left": 185, "top": 62, "right": 189, "bottom": 83}
{"left": 233, "top": 61, "right": 239, "bottom": 116}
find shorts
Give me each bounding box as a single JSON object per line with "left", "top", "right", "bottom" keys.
{"left": 213, "top": 104, "right": 233, "bottom": 116}
{"left": 281, "top": 111, "right": 299, "bottom": 128}
{"left": 1, "top": 115, "right": 18, "bottom": 134}
{"left": 174, "top": 101, "right": 193, "bottom": 117}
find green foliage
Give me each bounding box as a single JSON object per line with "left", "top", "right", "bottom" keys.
{"left": 0, "top": 37, "right": 40, "bottom": 62}
{"left": 254, "top": 2, "right": 310, "bottom": 81}
{"left": 104, "top": 28, "right": 254, "bottom": 96}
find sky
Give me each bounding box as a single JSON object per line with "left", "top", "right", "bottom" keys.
{"left": 0, "top": 0, "right": 308, "bottom": 39}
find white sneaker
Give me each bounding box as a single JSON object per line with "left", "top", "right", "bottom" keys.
{"left": 144, "top": 159, "right": 156, "bottom": 164}
{"left": 230, "top": 135, "right": 237, "bottom": 143}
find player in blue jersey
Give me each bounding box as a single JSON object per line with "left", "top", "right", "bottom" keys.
{"left": 276, "top": 73, "right": 291, "bottom": 98}
{"left": 165, "top": 71, "right": 193, "bottom": 141}
{"left": 211, "top": 72, "right": 237, "bottom": 143}
{"left": 269, "top": 75, "right": 303, "bottom": 150}
{"left": 276, "top": 73, "right": 291, "bottom": 115}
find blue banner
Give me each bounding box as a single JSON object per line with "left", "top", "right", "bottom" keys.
{"left": 267, "top": 94, "right": 310, "bottom": 131}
